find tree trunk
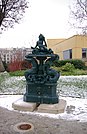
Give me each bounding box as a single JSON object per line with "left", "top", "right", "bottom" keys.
{"left": 0, "top": 58, "right": 5, "bottom": 72}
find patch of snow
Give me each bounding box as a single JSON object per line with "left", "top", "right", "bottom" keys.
{"left": 0, "top": 74, "right": 87, "bottom": 122}
{"left": 0, "top": 95, "right": 22, "bottom": 110}
{"left": 0, "top": 95, "right": 87, "bottom": 122}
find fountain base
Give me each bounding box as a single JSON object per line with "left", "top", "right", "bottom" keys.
{"left": 12, "top": 96, "right": 66, "bottom": 114}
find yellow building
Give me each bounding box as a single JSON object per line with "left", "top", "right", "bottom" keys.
{"left": 47, "top": 35, "right": 87, "bottom": 64}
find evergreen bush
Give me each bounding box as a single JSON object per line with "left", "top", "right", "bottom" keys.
{"left": 61, "top": 63, "right": 75, "bottom": 72}
{"left": 54, "top": 59, "right": 85, "bottom": 69}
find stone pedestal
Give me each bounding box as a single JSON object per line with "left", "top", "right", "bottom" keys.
{"left": 12, "top": 98, "right": 37, "bottom": 112}
{"left": 37, "top": 99, "right": 66, "bottom": 114}
{"left": 12, "top": 97, "right": 66, "bottom": 114}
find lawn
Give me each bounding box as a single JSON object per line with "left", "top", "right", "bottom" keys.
{"left": 0, "top": 71, "right": 87, "bottom": 99}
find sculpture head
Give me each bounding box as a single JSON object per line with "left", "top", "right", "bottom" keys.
{"left": 39, "top": 34, "right": 45, "bottom": 41}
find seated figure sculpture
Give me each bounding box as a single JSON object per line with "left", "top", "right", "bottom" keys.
{"left": 31, "top": 34, "right": 53, "bottom": 54}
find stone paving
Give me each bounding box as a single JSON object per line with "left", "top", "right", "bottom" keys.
{"left": 0, "top": 107, "right": 87, "bottom": 134}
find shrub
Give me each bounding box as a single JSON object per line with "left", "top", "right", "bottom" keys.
{"left": 8, "top": 60, "right": 32, "bottom": 72}
{"left": 9, "top": 70, "right": 26, "bottom": 76}
{"left": 54, "top": 59, "right": 85, "bottom": 69}
{"left": 70, "top": 59, "right": 85, "bottom": 69}
{"left": 61, "top": 63, "right": 75, "bottom": 72}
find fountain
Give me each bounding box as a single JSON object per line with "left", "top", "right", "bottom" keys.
{"left": 12, "top": 34, "right": 66, "bottom": 113}
{"left": 24, "top": 34, "right": 60, "bottom": 104}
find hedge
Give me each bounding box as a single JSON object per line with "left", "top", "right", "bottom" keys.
{"left": 54, "top": 59, "right": 85, "bottom": 69}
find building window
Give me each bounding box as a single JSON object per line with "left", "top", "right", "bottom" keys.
{"left": 63, "top": 49, "right": 72, "bottom": 60}
{"left": 82, "top": 48, "right": 87, "bottom": 58}
{"left": 4, "top": 55, "right": 6, "bottom": 61}
{"left": 7, "top": 54, "right": 9, "bottom": 57}
{"left": 7, "top": 57, "right": 9, "bottom": 60}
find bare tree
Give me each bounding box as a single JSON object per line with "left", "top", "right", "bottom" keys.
{"left": 0, "top": 0, "right": 28, "bottom": 31}
{"left": 69, "top": 0, "right": 87, "bottom": 35}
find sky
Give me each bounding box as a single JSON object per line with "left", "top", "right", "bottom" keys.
{"left": 0, "top": 0, "right": 75, "bottom": 48}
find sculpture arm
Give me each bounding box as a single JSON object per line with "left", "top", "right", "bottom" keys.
{"left": 44, "top": 40, "right": 47, "bottom": 47}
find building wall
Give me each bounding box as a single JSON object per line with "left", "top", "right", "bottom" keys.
{"left": 47, "top": 39, "right": 65, "bottom": 48}
{"left": 47, "top": 35, "right": 87, "bottom": 61}
{"left": 0, "top": 48, "right": 32, "bottom": 64}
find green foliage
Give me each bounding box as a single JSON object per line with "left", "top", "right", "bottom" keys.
{"left": 61, "top": 63, "right": 75, "bottom": 72}
{"left": 60, "top": 69, "right": 87, "bottom": 76}
{"left": 9, "top": 70, "right": 26, "bottom": 76}
{"left": 54, "top": 59, "right": 85, "bottom": 69}
{"left": 8, "top": 67, "right": 87, "bottom": 76}
{"left": 52, "top": 65, "right": 87, "bottom": 76}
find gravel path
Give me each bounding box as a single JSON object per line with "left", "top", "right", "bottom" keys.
{"left": 0, "top": 107, "right": 87, "bottom": 134}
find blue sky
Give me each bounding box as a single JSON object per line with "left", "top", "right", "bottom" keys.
{"left": 0, "top": 0, "right": 75, "bottom": 48}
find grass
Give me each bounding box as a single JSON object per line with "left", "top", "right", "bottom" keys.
{"left": 61, "top": 69, "right": 87, "bottom": 75}
{"left": 9, "top": 70, "right": 26, "bottom": 76}
{"left": 52, "top": 66, "right": 87, "bottom": 76}
{"left": 0, "top": 70, "right": 87, "bottom": 98}
{"left": 57, "top": 76, "right": 87, "bottom": 98}
{"left": 8, "top": 67, "right": 87, "bottom": 76}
